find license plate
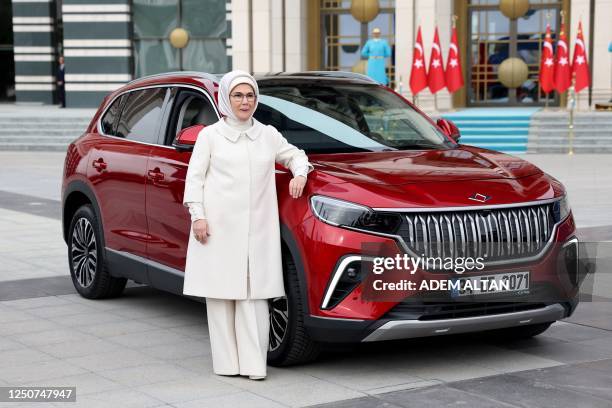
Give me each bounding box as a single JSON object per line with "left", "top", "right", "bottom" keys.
{"left": 450, "top": 271, "right": 530, "bottom": 297}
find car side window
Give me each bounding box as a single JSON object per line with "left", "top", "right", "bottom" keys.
{"left": 100, "top": 94, "right": 125, "bottom": 136}
{"left": 115, "top": 87, "right": 168, "bottom": 144}
{"left": 166, "top": 88, "right": 218, "bottom": 145}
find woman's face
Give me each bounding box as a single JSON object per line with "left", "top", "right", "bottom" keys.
{"left": 229, "top": 83, "right": 256, "bottom": 121}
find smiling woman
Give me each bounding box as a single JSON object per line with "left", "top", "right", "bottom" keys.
{"left": 181, "top": 70, "right": 313, "bottom": 380}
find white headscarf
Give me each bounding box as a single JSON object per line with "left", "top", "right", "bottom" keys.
{"left": 217, "top": 70, "right": 259, "bottom": 122}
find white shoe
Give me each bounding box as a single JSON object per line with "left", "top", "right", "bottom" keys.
{"left": 248, "top": 375, "right": 266, "bottom": 380}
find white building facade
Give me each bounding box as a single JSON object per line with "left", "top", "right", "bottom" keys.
{"left": 5, "top": 0, "right": 610, "bottom": 109}
{"left": 230, "top": 0, "right": 611, "bottom": 110}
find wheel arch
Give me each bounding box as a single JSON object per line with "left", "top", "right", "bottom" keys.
{"left": 280, "top": 223, "right": 311, "bottom": 315}
{"left": 62, "top": 180, "right": 104, "bottom": 247}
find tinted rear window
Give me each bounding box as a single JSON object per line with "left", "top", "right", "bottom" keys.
{"left": 100, "top": 95, "right": 124, "bottom": 135}
{"left": 116, "top": 87, "right": 167, "bottom": 144}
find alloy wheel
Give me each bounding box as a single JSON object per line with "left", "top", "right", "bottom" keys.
{"left": 71, "top": 217, "right": 97, "bottom": 288}
{"left": 269, "top": 296, "right": 289, "bottom": 352}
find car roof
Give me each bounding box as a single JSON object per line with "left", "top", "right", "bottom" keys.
{"left": 123, "top": 70, "right": 380, "bottom": 89}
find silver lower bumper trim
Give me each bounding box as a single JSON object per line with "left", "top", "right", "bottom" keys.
{"left": 361, "top": 303, "right": 566, "bottom": 342}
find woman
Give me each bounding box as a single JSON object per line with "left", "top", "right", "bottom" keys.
{"left": 182, "top": 70, "right": 313, "bottom": 380}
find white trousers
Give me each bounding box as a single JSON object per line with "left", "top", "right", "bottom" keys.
{"left": 204, "top": 266, "right": 270, "bottom": 376}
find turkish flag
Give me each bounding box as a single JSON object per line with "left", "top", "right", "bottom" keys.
{"left": 572, "top": 21, "right": 590, "bottom": 93}
{"left": 539, "top": 23, "right": 555, "bottom": 94}
{"left": 554, "top": 22, "right": 571, "bottom": 93}
{"left": 445, "top": 26, "right": 464, "bottom": 93}
{"left": 428, "top": 27, "right": 446, "bottom": 94}
{"left": 409, "top": 26, "right": 428, "bottom": 95}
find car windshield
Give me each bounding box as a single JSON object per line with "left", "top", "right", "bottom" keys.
{"left": 254, "top": 83, "right": 455, "bottom": 154}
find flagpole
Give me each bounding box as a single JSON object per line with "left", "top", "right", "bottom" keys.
{"left": 544, "top": 11, "right": 551, "bottom": 111}
{"left": 568, "top": 74, "right": 576, "bottom": 155}
{"left": 434, "top": 16, "right": 438, "bottom": 112}
{"left": 449, "top": 14, "right": 459, "bottom": 112}
{"left": 560, "top": 10, "right": 569, "bottom": 112}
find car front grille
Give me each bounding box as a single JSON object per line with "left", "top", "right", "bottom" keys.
{"left": 396, "top": 202, "right": 556, "bottom": 263}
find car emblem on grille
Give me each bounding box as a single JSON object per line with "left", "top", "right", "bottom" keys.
{"left": 468, "top": 193, "right": 491, "bottom": 203}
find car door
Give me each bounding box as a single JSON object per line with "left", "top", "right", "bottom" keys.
{"left": 88, "top": 86, "right": 170, "bottom": 283}
{"left": 145, "top": 86, "right": 220, "bottom": 292}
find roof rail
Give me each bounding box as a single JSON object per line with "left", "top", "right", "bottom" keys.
{"left": 126, "top": 71, "right": 220, "bottom": 86}
{"left": 279, "top": 71, "right": 379, "bottom": 84}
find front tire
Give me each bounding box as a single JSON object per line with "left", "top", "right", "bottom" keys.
{"left": 267, "top": 248, "right": 320, "bottom": 366}
{"left": 68, "top": 204, "right": 126, "bottom": 299}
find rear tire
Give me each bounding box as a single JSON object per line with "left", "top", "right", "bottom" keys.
{"left": 68, "top": 204, "right": 127, "bottom": 299}
{"left": 267, "top": 248, "right": 320, "bottom": 366}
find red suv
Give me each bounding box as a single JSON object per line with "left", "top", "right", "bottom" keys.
{"left": 61, "top": 71, "right": 585, "bottom": 366}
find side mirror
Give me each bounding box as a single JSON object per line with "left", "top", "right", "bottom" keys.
{"left": 173, "top": 124, "right": 205, "bottom": 151}
{"left": 437, "top": 118, "right": 461, "bottom": 142}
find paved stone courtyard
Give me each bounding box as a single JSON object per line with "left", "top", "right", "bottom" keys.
{"left": 0, "top": 152, "right": 611, "bottom": 407}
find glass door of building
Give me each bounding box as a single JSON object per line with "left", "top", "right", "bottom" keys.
{"left": 468, "top": 0, "right": 563, "bottom": 106}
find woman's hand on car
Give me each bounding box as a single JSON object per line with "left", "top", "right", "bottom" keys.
{"left": 193, "top": 219, "right": 210, "bottom": 244}
{"left": 289, "top": 175, "right": 307, "bottom": 198}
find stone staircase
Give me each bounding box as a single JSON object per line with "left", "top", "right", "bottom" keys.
{"left": 527, "top": 110, "right": 612, "bottom": 153}
{"left": 0, "top": 105, "right": 94, "bottom": 151}
{"left": 441, "top": 108, "right": 537, "bottom": 154}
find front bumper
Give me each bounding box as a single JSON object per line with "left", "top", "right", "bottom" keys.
{"left": 305, "top": 299, "right": 578, "bottom": 343}
{"left": 361, "top": 303, "right": 565, "bottom": 342}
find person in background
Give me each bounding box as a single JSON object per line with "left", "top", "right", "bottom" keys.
{"left": 361, "top": 27, "right": 391, "bottom": 85}
{"left": 56, "top": 55, "right": 65, "bottom": 108}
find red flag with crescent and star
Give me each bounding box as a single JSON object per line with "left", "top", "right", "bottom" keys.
{"left": 427, "top": 26, "right": 446, "bottom": 94}
{"left": 554, "top": 22, "right": 571, "bottom": 93}
{"left": 409, "top": 25, "right": 428, "bottom": 95}
{"left": 571, "top": 20, "right": 590, "bottom": 93}
{"left": 539, "top": 23, "right": 555, "bottom": 94}
{"left": 445, "top": 25, "right": 464, "bottom": 93}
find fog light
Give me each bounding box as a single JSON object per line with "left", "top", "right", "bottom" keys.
{"left": 322, "top": 260, "right": 363, "bottom": 309}
{"left": 346, "top": 266, "right": 359, "bottom": 280}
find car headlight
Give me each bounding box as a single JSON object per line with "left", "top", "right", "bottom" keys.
{"left": 310, "top": 195, "right": 401, "bottom": 234}
{"left": 553, "top": 195, "right": 571, "bottom": 223}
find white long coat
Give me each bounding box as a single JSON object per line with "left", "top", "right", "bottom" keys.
{"left": 182, "top": 117, "right": 313, "bottom": 299}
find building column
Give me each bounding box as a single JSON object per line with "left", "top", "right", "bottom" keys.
{"left": 591, "top": 0, "right": 612, "bottom": 106}
{"left": 570, "top": 0, "right": 591, "bottom": 109}
{"left": 285, "top": 0, "right": 307, "bottom": 71}
{"left": 231, "top": 0, "right": 251, "bottom": 71}
{"left": 62, "top": 1, "right": 132, "bottom": 108}
{"left": 395, "top": 0, "right": 415, "bottom": 99}
{"left": 12, "top": 0, "right": 57, "bottom": 105}
{"left": 231, "top": 0, "right": 307, "bottom": 72}
{"left": 252, "top": 0, "right": 272, "bottom": 72}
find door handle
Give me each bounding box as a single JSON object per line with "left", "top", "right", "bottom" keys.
{"left": 148, "top": 168, "right": 165, "bottom": 181}
{"left": 92, "top": 158, "right": 107, "bottom": 172}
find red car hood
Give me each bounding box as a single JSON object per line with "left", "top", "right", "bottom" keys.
{"left": 309, "top": 147, "right": 542, "bottom": 185}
